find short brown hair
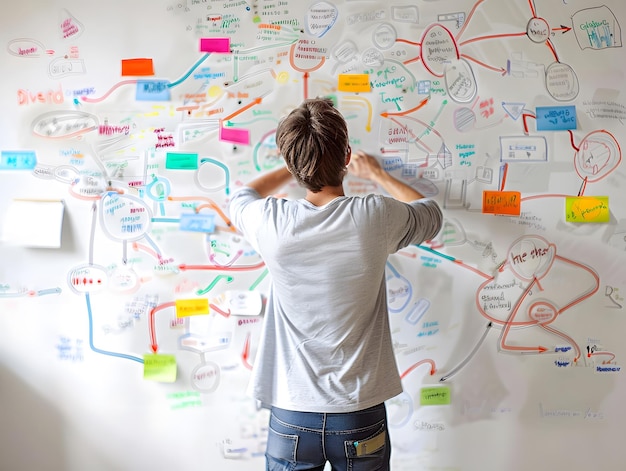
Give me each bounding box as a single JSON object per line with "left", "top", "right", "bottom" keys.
{"left": 276, "top": 97, "right": 349, "bottom": 192}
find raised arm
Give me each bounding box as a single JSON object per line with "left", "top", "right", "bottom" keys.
{"left": 244, "top": 166, "right": 293, "bottom": 198}
{"left": 348, "top": 150, "right": 425, "bottom": 202}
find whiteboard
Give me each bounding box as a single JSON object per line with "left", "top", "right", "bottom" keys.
{"left": 1, "top": 1, "right": 626, "bottom": 470}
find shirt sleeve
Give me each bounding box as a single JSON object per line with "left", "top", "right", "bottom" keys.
{"left": 228, "top": 187, "right": 265, "bottom": 253}
{"left": 385, "top": 198, "right": 443, "bottom": 253}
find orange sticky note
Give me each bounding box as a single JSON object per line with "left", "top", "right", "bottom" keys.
{"left": 121, "top": 58, "right": 154, "bottom": 76}
{"left": 337, "top": 74, "right": 370, "bottom": 92}
{"left": 482, "top": 190, "right": 521, "bottom": 216}
{"left": 176, "top": 298, "right": 209, "bottom": 317}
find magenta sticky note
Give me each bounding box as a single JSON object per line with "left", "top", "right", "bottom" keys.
{"left": 200, "top": 38, "right": 231, "bottom": 53}
{"left": 219, "top": 126, "right": 250, "bottom": 145}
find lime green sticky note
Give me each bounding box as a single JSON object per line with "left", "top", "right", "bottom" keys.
{"left": 144, "top": 353, "right": 177, "bottom": 382}
{"left": 566, "top": 196, "right": 609, "bottom": 223}
{"left": 420, "top": 386, "right": 451, "bottom": 405}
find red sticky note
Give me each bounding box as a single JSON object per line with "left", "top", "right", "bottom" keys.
{"left": 219, "top": 126, "right": 250, "bottom": 145}
{"left": 482, "top": 190, "right": 521, "bottom": 216}
{"left": 200, "top": 38, "right": 231, "bottom": 53}
{"left": 121, "top": 58, "right": 154, "bottom": 76}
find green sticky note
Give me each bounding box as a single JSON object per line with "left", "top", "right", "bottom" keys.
{"left": 565, "top": 196, "right": 609, "bottom": 223}
{"left": 144, "top": 353, "right": 177, "bottom": 382}
{"left": 165, "top": 152, "right": 198, "bottom": 170}
{"left": 420, "top": 386, "right": 451, "bottom": 405}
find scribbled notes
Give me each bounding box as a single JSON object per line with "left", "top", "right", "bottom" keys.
{"left": 482, "top": 191, "right": 521, "bottom": 216}
{"left": 176, "top": 298, "right": 209, "bottom": 317}
{"left": 566, "top": 196, "right": 609, "bottom": 223}
{"left": 420, "top": 386, "right": 451, "bottom": 406}
{"left": 144, "top": 353, "right": 177, "bottom": 382}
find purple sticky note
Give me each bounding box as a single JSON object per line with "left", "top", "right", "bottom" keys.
{"left": 200, "top": 38, "right": 231, "bottom": 53}
{"left": 219, "top": 126, "right": 250, "bottom": 145}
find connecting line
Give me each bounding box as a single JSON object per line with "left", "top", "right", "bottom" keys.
{"left": 85, "top": 293, "right": 144, "bottom": 364}
{"left": 439, "top": 322, "right": 492, "bottom": 382}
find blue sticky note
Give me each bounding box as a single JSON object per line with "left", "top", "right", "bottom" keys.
{"left": 536, "top": 106, "right": 576, "bottom": 131}
{"left": 0, "top": 150, "right": 37, "bottom": 170}
{"left": 179, "top": 213, "right": 215, "bottom": 233}
{"left": 136, "top": 80, "right": 171, "bottom": 101}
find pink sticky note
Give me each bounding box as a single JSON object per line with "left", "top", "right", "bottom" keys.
{"left": 200, "top": 38, "right": 231, "bottom": 53}
{"left": 219, "top": 126, "right": 250, "bottom": 145}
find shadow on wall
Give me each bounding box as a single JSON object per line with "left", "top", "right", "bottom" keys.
{"left": 0, "top": 363, "right": 118, "bottom": 471}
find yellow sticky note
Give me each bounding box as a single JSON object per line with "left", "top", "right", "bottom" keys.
{"left": 566, "top": 196, "right": 609, "bottom": 223}
{"left": 176, "top": 298, "right": 209, "bottom": 317}
{"left": 420, "top": 386, "right": 451, "bottom": 405}
{"left": 144, "top": 354, "right": 177, "bottom": 382}
{"left": 482, "top": 190, "right": 521, "bottom": 216}
{"left": 337, "top": 74, "right": 370, "bottom": 93}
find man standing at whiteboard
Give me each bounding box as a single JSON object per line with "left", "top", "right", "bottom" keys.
{"left": 228, "top": 97, "right": 442, "bottom": 470}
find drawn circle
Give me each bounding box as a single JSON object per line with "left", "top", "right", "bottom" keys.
{"left": 372, "top": 23, "right": 397, "bottom": 50}
{"left": 108, "top": 266, "right": 141, "bottom": 293}
{"left": 145, "top": 177, "right": 171, "bottom": 202}
{"left": 191, "top": 361, "right": 221, "bottom": 393}
{"left": 506, "top": 235, "right": 555, "bottom": 282}
{"left": 529, "top": 301, "right": 558, "bottom": 324}
{"left": 362, "top": 47, "right": 384, "bottom": 67}
{"left": 526, "top": 17, "right": 550, "bottom": 43}
{"left": 574, "top": 130, "right": 622, "bottom": 182}
{"left": 276, "top": 71, "right": 289, "bottom": 84}
{"left": 67, "top": 263, "right": 108, "bottom": 295}
{"left": 386, "top": 270, "right": 412, "bottom": 313}
{"left": 545, "top": 62, "right": 579, "bottom": 101}
{"left": 444, "top": 58, "right": 477, "bottom": 103}
{"left": 387, "top": 392, "right": 413, "bottom": 428}
{"left": 99, "top": 192, "right": 152, "bottom": 242}
{"left": 195, "top": 158, "right": 228, "bottom": 193}
{"left": 332, "top": 40, "right": 357, "bottom": 64}
{"left": 253, "top": 129, "right": 280, "bottom": 171}
{"left": 453, "top": 107, "right": 476, "bottom": 132}
{"left": 420, "top": 23, "right": 459, "bottom": 76}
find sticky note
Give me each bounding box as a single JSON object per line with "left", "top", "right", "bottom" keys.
{"left": 143, "top": 354, "right": 177, "bottom": 382}
{"left": 482, "top": 190, "right": 521, "bottom": 216}
{"left": 166, "top": 152, "right": 198, "bottom": 170}
{"left": 200, "top": 37, "right": 231, "bottom": 53}
{"left": 536, "top": 105, "right": 576, "bottom": 131}
{"left": 176, "top": 298, "right": 210, "bottom": 317}
{"left": 121, "top": 58, "right": 154, "bottom": 76}
{"left": 179, "top": 213, "right": 215, "bottom": 233}
{"left": 337, "top": 74, "right": 371, "bottom": 92}
{"left": 1, "top": 199, "right": 64, "bottom": 248}
{"left": 219, "top": 126, "right": 250, "bottom": 145}
{"left": 420, "top": 386, "right": 451, "bottom": 405}
{"left": 0, "top": 150, "right": 37, "bottom": 170}
{"left": 136, "top": 80, "right": 171, "bottom": 101}
{"left": 566, "top": 196, "right": 609, "bottom": 223}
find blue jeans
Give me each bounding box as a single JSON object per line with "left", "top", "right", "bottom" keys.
{"left": 265, "top": 403, "right": 390, "bottom": 471}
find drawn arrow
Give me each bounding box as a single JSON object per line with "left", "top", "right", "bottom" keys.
{"left": 242, "top": 332, "right": 253, "bottom": 370}
{"left": 440, "top": 322, "right": 492, "bottom": 382}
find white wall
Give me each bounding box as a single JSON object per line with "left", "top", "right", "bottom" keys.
{"left": 1, "top": 1, "right": 626, "bottom": 470}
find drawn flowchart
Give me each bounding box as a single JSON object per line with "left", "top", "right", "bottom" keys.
{"left": 1, "top": 1, "right": 625, "bottom": 470}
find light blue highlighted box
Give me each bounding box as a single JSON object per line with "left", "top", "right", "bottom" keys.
{"left": 179, "top": 213, "right": 215, "bottom": 233}
{"left": 536, "top": 105, "right": 576, "bottom": 131}
{"left": 1, "top": 150, "right": 37, "bottom": 170}
{"left": 136, "top": 80, "right": 171, "bottom": 101}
